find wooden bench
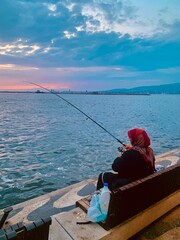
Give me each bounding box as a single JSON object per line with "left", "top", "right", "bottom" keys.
{"left": 0, "top": 217, "right": 52, "bottom": 240}
{"left": 0, "top": 207, "right": 13, "bottom": 229}
{"left": 76, "top": 163, "right": 180, "bottom": 230}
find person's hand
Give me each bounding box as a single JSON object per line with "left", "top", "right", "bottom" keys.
{"left": 124, "top": 144, "right": 132, "bottom": 150}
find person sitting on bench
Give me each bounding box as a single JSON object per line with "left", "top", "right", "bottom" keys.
{"left": 97, "top": 128, "right": 156, "bottom": 190}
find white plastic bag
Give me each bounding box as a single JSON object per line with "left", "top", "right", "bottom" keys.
{"left": 87, "top": 194, "right": 107, "bottom": 222}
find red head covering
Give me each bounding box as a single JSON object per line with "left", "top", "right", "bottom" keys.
{"left": 127, "top": 128, "right": 155, "bottom": 173}
{"left": 128, "top": 128, "right": 150, "bottom": 148}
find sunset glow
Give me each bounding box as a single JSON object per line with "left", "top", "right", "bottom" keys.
{"left": 0, "top": 64, "right": 39, "bottom": 71}
{"left": 0, "top": 83, "right": 70, "bottom": 91}
{"left": 0, "top": 84, "right": 36, "bottom": 91}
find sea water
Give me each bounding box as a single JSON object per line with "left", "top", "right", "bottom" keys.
{"left": 0, "top": 93, "right": 179, "bottom": 208}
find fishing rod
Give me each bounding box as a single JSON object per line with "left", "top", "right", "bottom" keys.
{"left": 26, "top": 81, "right": 125, "bottom": 146}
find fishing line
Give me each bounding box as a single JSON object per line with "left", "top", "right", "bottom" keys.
{"left": 25, "top": 81, "right": 125, "bottom": 146}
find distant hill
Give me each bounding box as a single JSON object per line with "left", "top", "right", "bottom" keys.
{"left": 104, "top": 83, "right": 180, "bottom": 94}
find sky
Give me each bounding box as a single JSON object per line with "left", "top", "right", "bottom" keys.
{"left": 0, "top": 0, "right": 180, "bottom": 91}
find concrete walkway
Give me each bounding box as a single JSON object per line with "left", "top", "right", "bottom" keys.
{"left": 2, "top": 148, "right": 180, "bottom": 239}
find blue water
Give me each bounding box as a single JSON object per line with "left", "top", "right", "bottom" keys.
{"left": 0, "top": 93, "right": 179, "bottom": 208}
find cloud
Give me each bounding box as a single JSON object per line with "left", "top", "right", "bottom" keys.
{"left": 1, "top": 0, "right": 179, "bottom": 43}
{"left": 0, "top": 1, "right": 179, "bottom": 90}
{"left": 0, "top": 40, "right": 40, "bottom": 56}
{"left": 63, "top": 31, "right": 76, "bottom": 39}
{"left": 0, "top": 64, "right": 38, "bottom": 71}
{"left": 156, "top": 67, "right": 180, "bottom": 74}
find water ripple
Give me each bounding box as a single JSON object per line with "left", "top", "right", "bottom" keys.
{"left": 0, "top": 93, "right": 179, "bottom": 208}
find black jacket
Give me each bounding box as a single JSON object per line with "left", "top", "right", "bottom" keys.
{"left": 112, "top": 149, "right": 152, "bottom": 181}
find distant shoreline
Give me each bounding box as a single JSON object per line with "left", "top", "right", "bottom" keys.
{"left": 0, "top": 91, "right": 179, "bottom": 95}
{"left": 0, "top": 91, "right": 151, "bottom": 95}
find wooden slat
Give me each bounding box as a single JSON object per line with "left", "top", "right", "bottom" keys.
{"left": 0, "top": 229, "right": 17, "bottom": 240}
{"left": 41, "top": 218, "right": 52, "bottom": 240}
{"left": 0, "top": 207, "right": 13, "bottom": 229}
{"left": 76, "top": 198, "right": 90, "bottom": 213}
{"left": 1, "top": 217, "right": 52, "bottom": 240}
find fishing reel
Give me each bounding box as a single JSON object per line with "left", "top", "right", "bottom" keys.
{"left": 118, "top": 146, "right": 126, "bottom": 154}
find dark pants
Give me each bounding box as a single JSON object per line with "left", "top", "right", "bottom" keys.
{"left": 96, "top": 172, "right": 131, "bottom": 191}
